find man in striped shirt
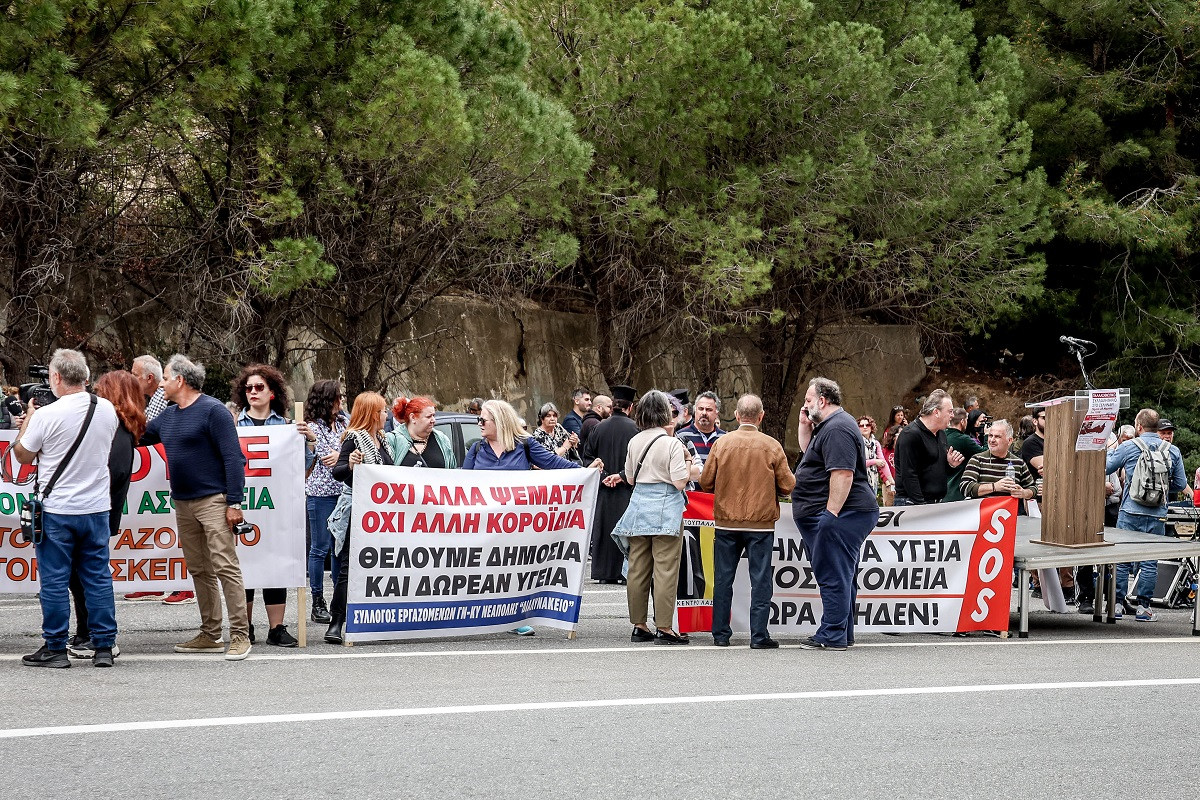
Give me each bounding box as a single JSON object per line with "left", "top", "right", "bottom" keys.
{"left": 676, "top": 391, "right": 726, "bottom": 490}
{"left": 960, "top": 419, "right": 1036, "bottom": 512}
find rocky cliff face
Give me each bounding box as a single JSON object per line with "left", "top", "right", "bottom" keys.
{"left": 290, "top": 296, "right": 927, "bottom": 443}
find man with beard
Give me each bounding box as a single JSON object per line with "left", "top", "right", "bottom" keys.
{"left": 579, "top": 394, "right": 611, "bottom": 448}
{"left": 581, "top": 386, "right": 638, "bottom": 583}
{"left": 791, "top": 378, "right": 879, "bottom": 650}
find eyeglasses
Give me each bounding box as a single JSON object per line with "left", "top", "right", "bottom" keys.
{"left": 858, "top": 423, "right": 872, "bottom": 429}
{"left": 477, "top": 417, "right": 489, "bottom": 427}
{"left": 245, "top": 383, "right": 268, "bottom": 393}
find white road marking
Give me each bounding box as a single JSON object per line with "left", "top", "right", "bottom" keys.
{"left": 2, "top": 676, "right": 1198, "bottom": 739}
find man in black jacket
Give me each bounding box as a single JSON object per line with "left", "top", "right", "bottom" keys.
{"left": 581, "top": 385, "right": 638, "bottom": 583}
{"left": 893, "top": 389, "right": 964, "bottom": 505}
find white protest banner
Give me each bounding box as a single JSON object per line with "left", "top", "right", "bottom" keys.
{"left": 676, "top": 496, "right": 1017, "bottom": 634}
{"left": 345, "top": 465, "right": 599, "bottom": 641}
{"left": 0, "top": 428, "right": 306, "bottom": 592}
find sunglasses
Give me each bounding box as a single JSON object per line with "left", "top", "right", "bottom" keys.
{"left": 477, "top": 417, "right": 489, "bottom": 427}
{"left": 245, "top": 383, "right": 268, "bottom": 393}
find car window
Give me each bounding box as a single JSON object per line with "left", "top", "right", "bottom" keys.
{"left": 435, "top": 423, "right": 456, "bottom": 446}
{"left": 460, "top": 422, "right": 482, "bottom": 450}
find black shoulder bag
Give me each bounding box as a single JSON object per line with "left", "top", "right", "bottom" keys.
{"left": 626, "top": 433, "right": 668, "bottom": 484}
{"left": 21, "top": 394, "right": 98, "bottom": 545}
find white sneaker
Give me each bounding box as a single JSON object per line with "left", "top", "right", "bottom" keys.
{"left": 1113, "top": 604, "right": 1123, "bottom": 619}
{"left": 1135, "top": 606, "right": 1159, "bottom": 622}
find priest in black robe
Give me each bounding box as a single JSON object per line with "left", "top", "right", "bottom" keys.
{"left": 581, "top": 384, "right": 639, "bottom": 583}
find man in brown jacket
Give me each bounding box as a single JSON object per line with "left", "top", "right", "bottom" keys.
{"left": 699, "top": 394, "right": 796, "bottom": 648}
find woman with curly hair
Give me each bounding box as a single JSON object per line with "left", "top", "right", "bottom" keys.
{"left": 231, "top": 363, "right": 317, "bottom": 648}
{"left": 303, "top": 380, "right": 347, "bottom": 624}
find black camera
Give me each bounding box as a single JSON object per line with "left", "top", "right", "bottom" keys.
{"left": 19, "top": 365, "right": 55, "bottom": 408}
{"left": 232, "top": 521, "right": 254, "bottom": 537}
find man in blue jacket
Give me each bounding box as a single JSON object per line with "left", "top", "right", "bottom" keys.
{"left": 1105, "top": 408, "right": 1186, "bottom": 621}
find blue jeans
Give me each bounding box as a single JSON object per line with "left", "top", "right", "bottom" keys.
{"left": 36, "top": 511, "right": 117, "bottom": 650}
{"left": 307, "top": 495, "right": 340, "bottom": 599}
{"left": 794, "top": 508, "right": 878, "bottom": 647}
{"left": 1116, "top": 510, "right": 1166, "bottom": 606}
{"left": 711, "top": 529, "right": 774, "bottom": 644}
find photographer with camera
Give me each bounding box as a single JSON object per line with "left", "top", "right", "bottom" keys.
{"left": 141, "top": 354, "right": 252, "bottom": 661}
{"left": 13, "top": 349, "right": 120, "bottom": 669}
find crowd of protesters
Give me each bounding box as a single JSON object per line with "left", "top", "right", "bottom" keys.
{"left": 7, "top": 351, "right": 1197, "bottom": 668}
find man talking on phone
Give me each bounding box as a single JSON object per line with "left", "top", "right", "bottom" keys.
{"left": 790, "top": 377, "right": 880, "bottom": 651}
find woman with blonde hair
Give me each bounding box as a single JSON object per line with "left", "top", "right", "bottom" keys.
{"left": 463, "top": 399, "right": 599, "bottom": 471}
{"left": 324, "top": 392, "right": 392, "bottom": 644}
{"left": 463, "top": 399, "right": 601, "bottom": 634}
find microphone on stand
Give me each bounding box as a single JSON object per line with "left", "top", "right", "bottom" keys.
{"left": 1060, "top": 336, "right": 1096, "bottom": 389}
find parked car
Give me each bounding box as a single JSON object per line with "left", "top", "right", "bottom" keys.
{"left": 434, "top": 411, "right": 482, "bottom": 465}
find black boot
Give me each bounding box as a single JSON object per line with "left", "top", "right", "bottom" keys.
{"left": 324, "top": 620, "right": 344, "bottom": 645}
{"left": 311, "top": 596, "right": 332, "bottom": 624}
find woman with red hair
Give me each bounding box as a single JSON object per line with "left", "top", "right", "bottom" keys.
{"left": 324, "top": 392, "right": 393, "bottom": 644}
{"left": 385, "top": 396, "right": 457, "bottom": 469}
{"left": 66, "top": 370, "right": 147, "bottom": 659}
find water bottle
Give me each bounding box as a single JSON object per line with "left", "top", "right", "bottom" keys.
{"left": 1004, "top": 461, "right": 1016, "bottom": 482}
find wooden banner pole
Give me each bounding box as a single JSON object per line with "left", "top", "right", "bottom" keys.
{"left": 294, "top": 400, "right": 309, "bottom": 648}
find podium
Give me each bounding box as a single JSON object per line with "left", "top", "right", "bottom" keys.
{"left": 1027, "top": 389, "right": 1129, "bottom": 548}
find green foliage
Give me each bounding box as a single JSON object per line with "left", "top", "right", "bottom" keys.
{"left": 250, "top": 237, "right": 335, "bottom": 299}
{"left": 512, "top": 0, "right": 1050, "bottom": 432}
{"left": 972, "top": 0, "right": 1199, "bottom": 384}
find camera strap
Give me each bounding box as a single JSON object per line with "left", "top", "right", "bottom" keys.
{"left": 38, "top": 393, "right": 98, "bottom": 502}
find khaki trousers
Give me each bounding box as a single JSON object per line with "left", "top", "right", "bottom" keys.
{"left": 626, "top": 535, "right": 684, "bottom": 628}
{"left": 176, "top": 494, "right": 249, "bottom": 639}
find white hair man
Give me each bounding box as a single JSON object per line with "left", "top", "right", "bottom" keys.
{"left": 14, "top": 349, "right": 120, "bottom": 668}
{"left": 131, "top": 354, "right": 168, "bottom": 421}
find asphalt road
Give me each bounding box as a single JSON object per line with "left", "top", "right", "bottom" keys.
{"left": 1, "top": 585, "right": 1198, "bottom": 799}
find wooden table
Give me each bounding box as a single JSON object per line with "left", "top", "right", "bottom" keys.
{"left": 1013, "top": 517, "right": 1200, "bottom": 638}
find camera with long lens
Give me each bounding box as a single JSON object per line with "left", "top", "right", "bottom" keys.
{"left": 19, "top": 365, "right": 56, "bottom": 408}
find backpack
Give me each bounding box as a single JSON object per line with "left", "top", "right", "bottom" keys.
{"left": 1127, "top": 437, "right": 1171, "bottom": 507}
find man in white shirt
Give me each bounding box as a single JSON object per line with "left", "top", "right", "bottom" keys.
{"left": 14, "top": 349, "right": 119, "bottom": 668}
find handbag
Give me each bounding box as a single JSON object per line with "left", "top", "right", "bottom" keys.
{"left": 21, "top": 394, "right": 98, "bottom": 545}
